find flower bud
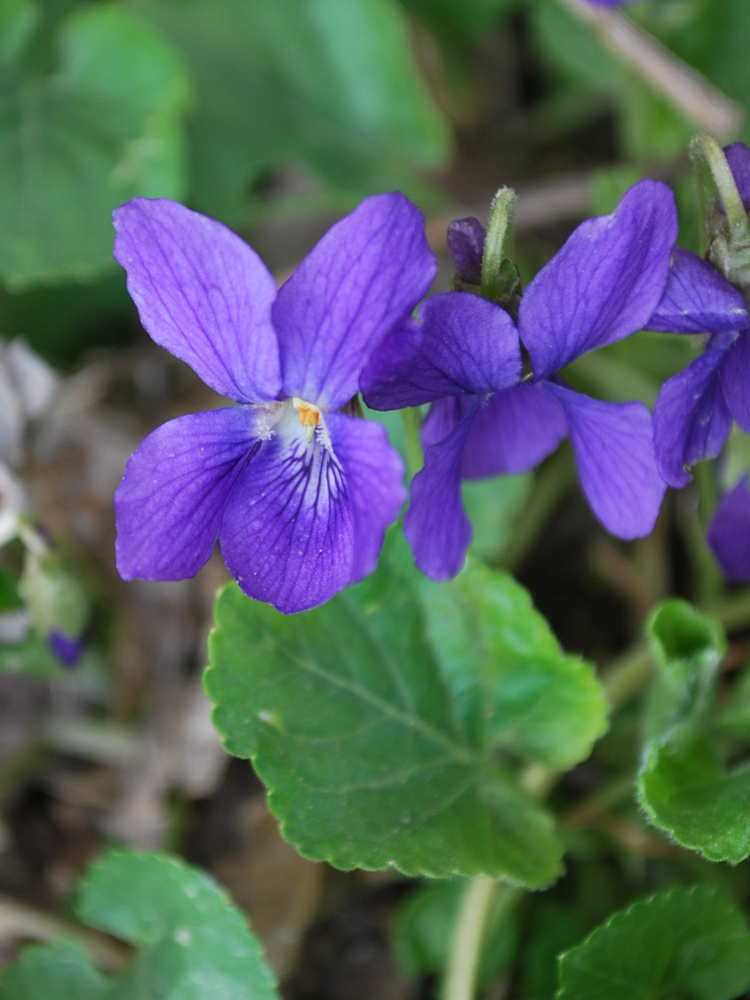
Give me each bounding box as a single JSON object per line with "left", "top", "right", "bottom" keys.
{"left": 18, "top": 534, "right": 89, "bottom": 667}
{"left": 447, "top": 217, "right": 485, "bottom": 286}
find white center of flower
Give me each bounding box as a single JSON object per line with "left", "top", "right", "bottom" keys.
{"left": 292, "top": 398, "right": 323, "bottom": 442}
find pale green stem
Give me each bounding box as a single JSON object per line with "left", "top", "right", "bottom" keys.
{"left": 480, "top": 187, "right": 516, "bottom": 303}
{"left": 711, "top": 587, "right": 750, "bottom": 631}
{"left": 442, "top": 878, "right": 517, "bottom": 1000}
{"left": 602, "top": 642, "right": 652, "bottom": 712}
{"left": 400, "top": 407, "right": 424, "bottom": 482}
{"left": 522, "top": 762, "right": 560, "bottom": 800}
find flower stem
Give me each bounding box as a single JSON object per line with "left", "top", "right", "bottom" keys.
{"left": 400, "top": 407, "right": 424, "bottom": 481}
{"left": 441, "top": 877, "right": 497, "bottom": 1000}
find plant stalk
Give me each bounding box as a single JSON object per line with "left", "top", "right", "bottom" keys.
{"left": 441, "top": 877, "right": 499, "bottom": 1000}
{"left": 400, "top": 407, "right": 424, "bottom": 481}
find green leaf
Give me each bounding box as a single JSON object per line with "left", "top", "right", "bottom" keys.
{"left": 206, "top": 558, "right": 565, "bottom": 887}
{"left": 0, "top": 940, "right": 105, "bottom": 1000}
{"left": 0, "top": 850, "right": 279, "bottom": 1000}
{"left": 636, "top": 601, "right": 750, "bottom": 863}
{"left": 644, "top": 600, "right": 725, "bottom": 743}
{"left": 557, "top": 885, "right": 750, "bottom": 1000}
{"left": 0, "top": 2, "right": 189, "bottom": 288}
{"left": 76, "top": 850, "right": 278, "bottom": 1000}
{"left": 393, "top": 879, "right": 517, "bottom": 987}
{"left": 418, "top": 560, "right": 608, "bottom": 769}
{"left": 639, "top": 727, "right": 750, "bottom": 865}
{"left": 137, "top": 0, "right": 449, "bottom": 219}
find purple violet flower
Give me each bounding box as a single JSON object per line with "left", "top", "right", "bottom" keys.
{"left": 707, "top": 476, "right": 750, "bottom": 582}
{"left": 651, "top": 144, "right": 750, "bottom": 489}
{"left": 113, "top": 195, "right": 436, "bottom": 613}
{"left": 362, "top": 180, "right": 677, "bottom": 581}
{"left": 48, "top": 629, "right": 85, "bottom": 667}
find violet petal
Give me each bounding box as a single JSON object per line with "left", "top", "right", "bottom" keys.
{"left": 421, "top": 396, "right": 472, "bottom": 450}
{"left": 460, "top": 382, "right": 569, "bottom": 478}
{"left": 546, "top": 383, "right": 666, "bottom": 538}
{"left": 707, "top": 477, "right": 750, "bottom": 582}
{"left": 113, "top": 199, "right": 281, "bottom": 403}
{"left": 220, "top": 411, "right": 405, "bottom": 613}
{"left": 272, "top": 193, "right": 436, "bottom": 410}
{"left": 720, "top": 329, "right": 750, "bottom": 433}
{"left": 725, "top": 142, "right": 750, "bottom": 212}
{"left": 324, "top": 413, "right": 406, "bottom": 584}
{"left": 447, "top": 217, "right": 486, "bottom": 285}
{"left": 405, "top": 406, "right": 479, "bottom": 581}
{"left": 360, "top": 292, "right": 522, "bottom": 410}
{"left": 653, "top": 348, "right": 733, "bottom": 488}
{"left": 648, "top": 247, "right": 748, "bottom": 334}
{"left": 115, "top": 407, "right": 258, "bottom": 581}
{"left": 518, "top": 179, "right": 677, "bottom": 377}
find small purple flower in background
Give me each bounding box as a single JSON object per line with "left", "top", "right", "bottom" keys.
{"left": 113, "top": 194, "right": 435, "bottom": 614}
{"left": 651, "top": 143, "right": 750, "bottom": 489}
{"left": 363, "top": 181, "right": 676, "bottom": 581}
{"left": 48, "top": 629, "right": 86, "bottom": 667}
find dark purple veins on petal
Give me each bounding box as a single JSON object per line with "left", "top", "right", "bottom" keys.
{"left": 220, "top": 412, "right": 405, "bottom": 614}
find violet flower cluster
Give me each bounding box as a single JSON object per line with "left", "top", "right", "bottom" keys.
{"left": 362, "top": 180, "right": 675, "bottom": 580}
{"left": 113, "top": 145, "right": 750, "bottom": 612}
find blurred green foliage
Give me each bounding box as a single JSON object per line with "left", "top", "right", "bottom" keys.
{"left": 1, "top": 0, "right": 748, "bottom": 369}
{"left": 0, "top": 1, "right": 190, "bottom": 289}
